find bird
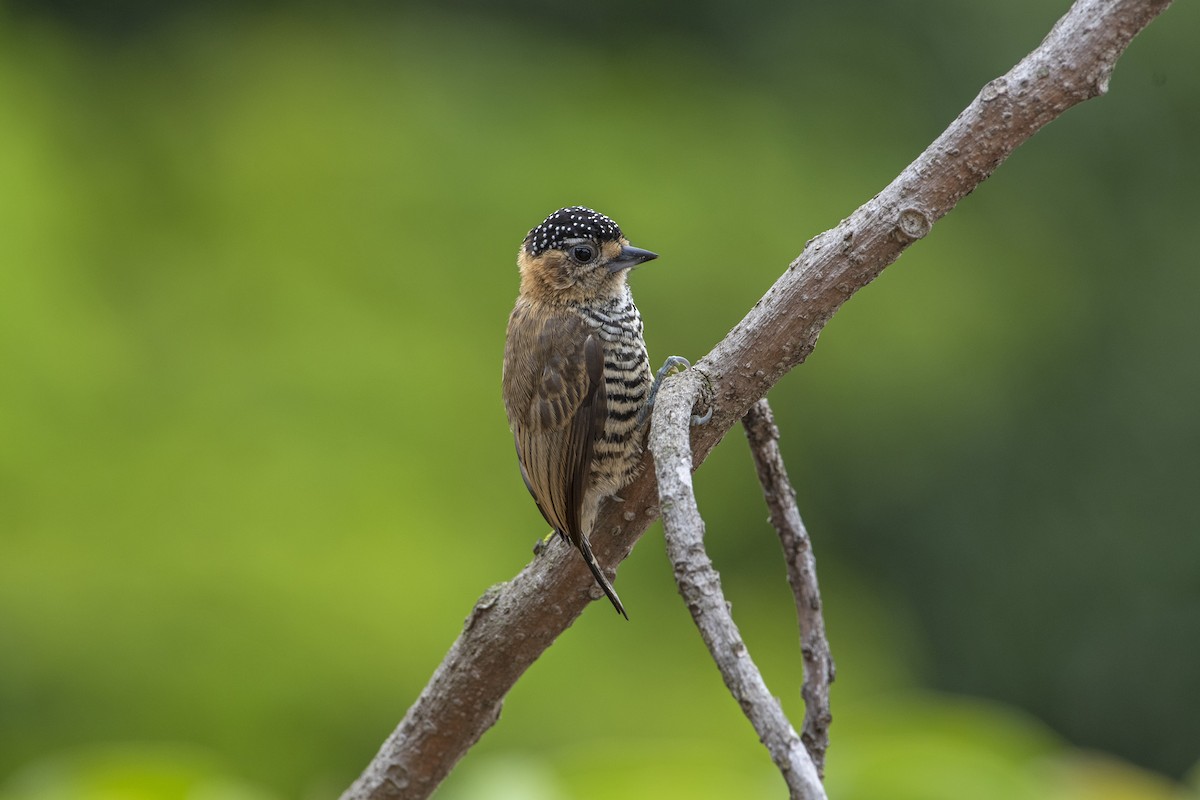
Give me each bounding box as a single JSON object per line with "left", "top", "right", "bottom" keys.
{"left": 502, "top": 206, "right": 692, "bottom": 619}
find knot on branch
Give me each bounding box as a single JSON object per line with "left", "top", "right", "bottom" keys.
{"left": 980, "top": 77, "right": 1009, "bottom": 102}
{"left": 894, "top": 207, "right": 932, "bottom": 243}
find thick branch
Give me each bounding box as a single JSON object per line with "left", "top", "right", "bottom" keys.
{"left": 743, "top": 399, "right": 835, "bottom": 777}
{"left": 341, "top": 2, "right": 1173, "bottom": 797}
{"left": 650, "top": 374, "right": 826, "bottom": 800}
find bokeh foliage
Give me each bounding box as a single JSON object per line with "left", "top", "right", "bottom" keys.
{"left": 1, "top": 1, "right": 1198, "bottom": 798}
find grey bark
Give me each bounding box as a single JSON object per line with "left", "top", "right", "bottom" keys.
{"left": 340, "top": 1, "right": 1175, "bottom": 797}
{"left": 650, "top": 379, "right": 827, "bottom": 799}
{"left": 743, "top": 399, "right": 835, "bottom": 777}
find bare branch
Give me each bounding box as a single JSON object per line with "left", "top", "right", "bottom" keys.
{"left": 649, "top": 374, "right": 827, "bottom": 800}
{"left": 341, "top": 2, "right": 1174, "bottom": 796}
{"left": 743, "top": 399, "right": 835, "bottom": 776}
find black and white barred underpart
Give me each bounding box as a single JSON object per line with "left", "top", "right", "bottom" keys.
{"left": 575, "top": 287, "right": 651, "bottom": 494}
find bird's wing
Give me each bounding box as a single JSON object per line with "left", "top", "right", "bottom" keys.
{"left": 503, "top": 306, "right": 607, "bottom": 540}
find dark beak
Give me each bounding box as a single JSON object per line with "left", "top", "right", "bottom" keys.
{"left": 607, "top": 244, "right": 659, "bottom": 273}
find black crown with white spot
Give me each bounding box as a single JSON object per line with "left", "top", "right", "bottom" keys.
{"left": 524, "top": 206, "right": 623, "bottom": 257}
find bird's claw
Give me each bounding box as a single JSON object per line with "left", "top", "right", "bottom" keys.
{"left": 639, "top": 356, "right": 710, "bottom": 428}
{"left": 532, "top": 529, "right": 557, "bottom": 556}
{"left": 655, "top": 355, "right": 692, "bottom": 382}
{"left": 641, "top": 356, "right": 691, "bottom": 424}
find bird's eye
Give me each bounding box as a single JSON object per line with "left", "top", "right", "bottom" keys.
{"left": 572, "top": 245, "right": 596, "bottom": 263}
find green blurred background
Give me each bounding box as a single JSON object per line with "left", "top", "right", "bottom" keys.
{"left": 1, "top": 0, "right": 1197, "bottom": 798}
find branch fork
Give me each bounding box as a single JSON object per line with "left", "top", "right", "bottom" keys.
{"left": 649, "top": 371, "right": 830, "bottom": 799}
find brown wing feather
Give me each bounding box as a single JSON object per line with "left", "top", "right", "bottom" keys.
{"left": 563, "top": 333, "right": 606, "bottom": 539}
{"left": 502, "top": 302, "right": 607, "bottom": 541}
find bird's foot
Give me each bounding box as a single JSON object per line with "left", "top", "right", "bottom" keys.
{"left": 532, "top": 529, "right": 558, "bottom": 556}
{"left": 638, "top": 356, "right": 712, "bottom": 427}
{"left": 638, "top": 356, "right": 690, "bottom": 427}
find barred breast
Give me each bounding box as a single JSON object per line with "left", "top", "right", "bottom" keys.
{"left": 575, "top": 286, "right": 652, "bottom": 500}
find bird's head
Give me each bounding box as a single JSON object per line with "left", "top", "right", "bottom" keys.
{"left": 517, "top": 206, "right": 657, "bottom": 303}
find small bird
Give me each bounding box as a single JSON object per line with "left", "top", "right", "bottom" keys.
{"left": 503, "top": 206, "right": 688, "bottom": 618}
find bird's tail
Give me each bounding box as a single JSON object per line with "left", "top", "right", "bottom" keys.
{"left": 576, "top": 534, "right": 629, "bottom": 620}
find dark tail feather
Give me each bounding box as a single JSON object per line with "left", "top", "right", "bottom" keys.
{"left": 577, "top": 535, "right": 629, "bottom": 620}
